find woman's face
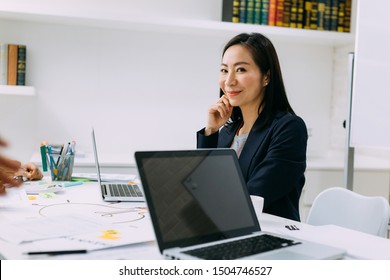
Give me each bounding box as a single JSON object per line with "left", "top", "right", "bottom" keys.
{"left": 219, "top": 44, "right": 267, "bottom": 110}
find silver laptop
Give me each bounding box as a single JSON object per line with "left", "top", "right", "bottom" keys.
{"left": 134, "top": 149, "right": 346, "bottom": 260}
{"left": 92, "top": 129, "right": 144, "bottom": 202}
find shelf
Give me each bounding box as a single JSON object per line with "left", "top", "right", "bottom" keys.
{"left": 0, "top": 85, "right": 35, "bottom": 96}
{"left": 0, "top": 9, "right": 354, "bottom": 47}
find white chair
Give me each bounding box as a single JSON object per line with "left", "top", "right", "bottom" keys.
{"left": 306, "top": 187, "right": 390, "bottom": 238}
{"left": 250, "top": 195, "right": 264, "bottom": 222}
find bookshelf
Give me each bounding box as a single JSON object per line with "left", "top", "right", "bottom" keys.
{"left": 0, "top": 5, "right": 354, "bottom": 47}
{"left": 0, "top": 85, "right": 35, "bottom": 96}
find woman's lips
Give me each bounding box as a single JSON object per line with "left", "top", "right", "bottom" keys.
{"left": 226, "top": 90, "right": 241, "bottom": 97}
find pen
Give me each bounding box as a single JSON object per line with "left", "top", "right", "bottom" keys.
{"left": 63, "top": 181, "right": 83, "bottom": 187}
{"left": 26, "top": 249, "right": 88, "bottom": 255}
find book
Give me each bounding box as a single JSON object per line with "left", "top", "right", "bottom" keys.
{"left": 222, "top": 0, "right": 235, "bottom": 22}
{"left": 343, "top": 0, "right": 352, "bottom": 32}
{"left": 296, "top": 0, "right": 305, "bottom": 28}
{"left": 239, "top": 0, "right": 247, "bottom": 23}
{"left": 276, "top": 0, "right": 285, "bottom": 27}
{"left": 337, "top": 0, "right": 346, "bottom": 32}
{"left": 283, "top": 0, "right": 292, "bottom": 27}
{"left": 246, "top": 0, "right": 255, "bottom": 23}
{"left": 317, "top": 0, "right": 326, "bottom": 30}
{"left": 0, "top": 43, "right": 8, "bottom": 85}
{"left": 323, "top": 0, "right": 332, "bottom": 30}
{"left": 303, "top": 0, "right": 313, "bottom": 29}
{"left": 330, "top": 0, "right": 339, "bottom": 31}
{"left": 260, "top": 0, "right": 270, "bottom": 25}
{"left": 17, "top": 45, "right": 26, "bottom": 86}
{"left": 254, "top": 0, "right": 262, "bottom": 24}
{"left": 309, "top": 0, "right": 318, "bottom": 30}
{"left": 233, "top": 0, "right": 240, "bottom": 22}
{"left": 268, "top": 0, "right": 277, "bottom": 25}
{"left": 7, "top": 44, "right": 18, "bottom": 86}
{"left": 290, "top": 0, "right": 298, "bottom": 28}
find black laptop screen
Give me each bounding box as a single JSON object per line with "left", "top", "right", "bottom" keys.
{"left": 135, "top": 149, "right": 260, "bottom": 252}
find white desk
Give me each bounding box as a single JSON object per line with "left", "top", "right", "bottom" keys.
{"left": 1, "top": 182, "right": 390, "bottom": 260}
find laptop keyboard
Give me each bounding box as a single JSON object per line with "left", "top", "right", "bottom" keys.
{"left": 183, "top": 234, "right": 301, "bottom": 260}
{"left": 107, "top": 183, "right": 143, "bottom": 197}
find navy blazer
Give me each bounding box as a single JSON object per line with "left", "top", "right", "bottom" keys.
{"left": 197, "top": 111, "right": 308, "bottom": 221}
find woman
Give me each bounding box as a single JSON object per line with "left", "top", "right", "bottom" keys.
{"left": 197, "top": 33, "right": 307, "bottom": 221}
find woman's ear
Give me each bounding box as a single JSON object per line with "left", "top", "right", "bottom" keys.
{"left": 265, "top": 70, "right": 270, "bottom": 83}
{"left": 263, "top": 73, "right": 270, "bottom": 86}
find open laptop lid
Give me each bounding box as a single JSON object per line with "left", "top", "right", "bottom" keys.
{"left": 134, "top": 149, "right": 260, "bottom": 253}
{"left": 91, "top": 128, "right": 104, "bottom": 188}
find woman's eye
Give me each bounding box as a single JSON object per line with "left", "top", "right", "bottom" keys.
{"left": 220, "top": 68, "right": 228, "bottom": 73}
{"left": 236, "top": 67, "right": 246, "bottom": 72}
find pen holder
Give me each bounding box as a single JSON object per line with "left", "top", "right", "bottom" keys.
{"left": 47, "top": 153, "right": 75, "bottom": 181}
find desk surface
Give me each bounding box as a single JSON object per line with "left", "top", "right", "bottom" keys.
{"left": 1, "top": 182, "right": 390, "bottom": 260}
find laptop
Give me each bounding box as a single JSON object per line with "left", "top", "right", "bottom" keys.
{"left": 92, "top": 129, "right": 144, "bottom": 202}
{"left": 134, "top": 149, "right": 346, "bottom": 260}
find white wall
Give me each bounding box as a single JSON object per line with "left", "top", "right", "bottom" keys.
{"left": 0, "top": 0, "right": 338, "bottom": 163}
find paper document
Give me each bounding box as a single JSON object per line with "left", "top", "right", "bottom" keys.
{"left": 0, "top": 215, "right": 102, "bottom": 244}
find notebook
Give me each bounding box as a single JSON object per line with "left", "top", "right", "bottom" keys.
{"left": 92, "top": 129, "right": 144, "bottom": 202}
{"left": 134, "top": 149, "right": 346, "bottom": 260}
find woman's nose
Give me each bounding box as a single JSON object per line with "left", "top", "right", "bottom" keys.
{"left": 225, "top": 72, "right": 237, "bottom": 86}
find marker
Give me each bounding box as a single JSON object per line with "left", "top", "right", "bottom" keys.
{"left": 40, "top": 145, "right": 48, "bottom": 172}
{"left": 26, "top": 249, "right": 88, "bottom": 255}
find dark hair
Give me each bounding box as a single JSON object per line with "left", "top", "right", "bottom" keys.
{"left": 220, "top": 33, "right": 295, "bottom": 127}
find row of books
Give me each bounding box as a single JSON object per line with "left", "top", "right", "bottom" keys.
{"left": 0, "top": 43, "right": 27, "bottom": 86}
{"left": 222, "top": 0, "right": 352, "bottom": 33}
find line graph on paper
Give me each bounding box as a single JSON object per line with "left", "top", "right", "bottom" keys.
{"left": 38, "top": 203, "right": 149, "bottom": 226}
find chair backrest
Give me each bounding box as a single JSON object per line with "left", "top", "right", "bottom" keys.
{"left": 306, "top": 187, "right": 390, "bottom": 237}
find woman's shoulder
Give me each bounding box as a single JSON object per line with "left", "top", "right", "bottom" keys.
{"left": 274, "top": 111, "right": 305, "bottom": 125}
{"left": 272, "top": 111, "right": 307, "bottom": 133}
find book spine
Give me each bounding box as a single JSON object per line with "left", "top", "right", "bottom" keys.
{"left": 254, "top": 0, "right": 262, "bottom": 24}
{"left": 343, "top": 0, "right": 352, "bottom": 32}
{"left": 233, "top": 0, "right": 240, "bottom": 22}
{"left": 323, "top": 0, "right": 332, "bottom": 30}
{"left": 304, "top": 0, "right": 312, "bottom": 29}
{"left": 246, "top": 0, "right": 255, "bottom": 23}
{"left": 283, "top": 0, "right": 292, "bottom": 27}
{"left": 296, "top": 0, "right": 304, "bottom": 28}
{"left": 0, "top": 43, "right": 8, "bottom": 85}
{"left": 268, "top": 0, "right": 277, "bottom": 25}
{"left": 290, "top": 0, "right": 298, "bottom": 28}
{"left": 337, "top": 0, "right": 346, "bottom": 32}
{"left": 260, "top": 0, "right": 269, "bottom": 25}
{"left": 330, "top": 0, "right": 339, "bottom": 31}
{"left": 7, "top": 44, "right": 18, "bottom": 86}
{"left": 310, "top": 0, "right": 318, "bottom": 30}
{"left": 222, "top": 0, "right": 235, "bottom": 22}
{"left": 276, "top": 0, "right": 285, "bottom": 27}
{"left": 17, "top": 45, "right": 26, "bottom": 86}
{"left": 239, "top": 0, "right": 247, "bottom": 23}
{"left": 317, "top": 0, "right": 326, "bottom": 30}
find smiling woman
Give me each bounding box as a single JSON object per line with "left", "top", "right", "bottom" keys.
{"left": 197, "top": 33, "right": 308, "bottom": 222}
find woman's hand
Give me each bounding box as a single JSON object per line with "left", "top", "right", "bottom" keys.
{"left": 16, "top": 162, "right": 43, "bottom": 181}
{"left": 205, "top": 95, "right": 233, "bottom": 136}
{"left": 0, "top": 159, "right": 23, "bottom": 194}
{"left": 0, "top": 138, "right": 23, "bottom": 193}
